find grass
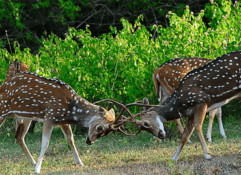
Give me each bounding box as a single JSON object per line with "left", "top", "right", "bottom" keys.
{"left": 0, "top": 116, "right": 241, "bottom": 174}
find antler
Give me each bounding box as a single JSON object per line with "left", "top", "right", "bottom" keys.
{"left": 110, "top": 112, "right": 142, "bottom": 136}
{"left": 94, "top": 99, "right": 163, "bottom": 136}
{"left": 93, "top": 99, "right": 133, "bottom": 121}
{"left": 94, "top": 99, "right": 143, "bottom": 135}
{"left": 114, "top": 101, "right": 163, "bottom": 124}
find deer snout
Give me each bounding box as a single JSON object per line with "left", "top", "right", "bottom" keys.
{"left": 85, "top": 137, "right": 93, "bottom": 145}
{"left": 158, "top": 129, "right": 166, "bottom": 140}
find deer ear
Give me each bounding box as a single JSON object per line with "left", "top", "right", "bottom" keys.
{"left": 143, "top": 97, "right": 149, "bottom": 104}
{"left": 97, "top": 106, "right": 106, "bottom": 116}
{"left": 108, "top": 108, "right": 115, "bottom": 115}
{"left": 142, "top": 97, "right": 150, "bottom": 113}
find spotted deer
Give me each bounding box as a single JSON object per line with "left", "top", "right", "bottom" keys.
{"left": 0, "top": 67, "right": 133, "bottom": 173}
{"left": 130, "top": 50, "right": 241, "bottom": 161}
{"left": 152, "top": 57, "right": 226, "bottom": 142}
{"left": 0, "top": 61, "right": 30, "bottom": 128}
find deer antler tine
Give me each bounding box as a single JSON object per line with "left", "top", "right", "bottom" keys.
{"left": 115, "top": 102, "right": 162, "bottom": 126}
{"left": 93, "top": 99, "right": 134, "bottom": 123}
{"left": 126, "top": 102, "right": 164, "bottom": 108}
{"left": 93, "top": 99, "right": 110, "bottom": 104}
{"left": 113, "top": 113, "right": 141, "bottom": 128}
{"left": 113, "top": 119, "right": 129, "bottom": 128}
{"left": 120, "top": 115, "right": 128, "bottom": 119}
{"left": 114, "top": 101, "right": 143, "bottom": 123}
{"left": 117, "top": 126, "right": 141, "bottom": 136}
{"left": 114, "top": 108, "right": 128, "bottom": 124}
{"left": 114, "top": 102, "right": 158, "bottom": 123}
{"left": 132, "top": 113, "right": 141, "bottom": 118}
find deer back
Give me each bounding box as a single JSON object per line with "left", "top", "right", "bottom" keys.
{"left": 0, "top": 71, "right": 114, "bottom": 125}
{"left": 153, "top": 57, "right": 211, "bottom": 99}
{"left": 173, "top": 51, "right": 241, "bottom": 112}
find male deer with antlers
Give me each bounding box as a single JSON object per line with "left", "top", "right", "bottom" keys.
{"left": 0, "top": 62, "right": 133, "bottom": 173}
{"left": 131, "top": 50, "right": 241, "bottom": 161}
{"left": 149, "top": 57, "right": 226, "bottom": 142}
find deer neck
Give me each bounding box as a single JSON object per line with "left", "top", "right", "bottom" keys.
{"left": 153, "top": 94, "right": 181, "bottom": 121}
{"left": 67, "top": 98, "right": 101, "bottom": 127}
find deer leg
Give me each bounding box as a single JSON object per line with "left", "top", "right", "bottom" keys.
{"left": 216, "top": 107, "right": 226, "bottom": 139}
{"left": 35, "top": 122, "right": 53, "bottom": 174}
{"left": 60, "top": 124, "right": 84, "bottom": 166}
{"left": 194, "top": 103, "right": 211, "bottom": 160}
{"left": 172, "top": 117, "right": 195, "bottom": 161}
{"left": 15, "top": 119, "right": 36, "bottom": 166}
{"left": 206, "top": 109, "right": 216, "bottom": 143}
{"left": 173, "top": 119, "right": 192, "bottom": 143}
{"left": 158, "top": 87, "right": 163, "bottom": 102}
{"left": 28, "top": 121, "right": 37, "bottom": 133}
{"left": 0, "top": 116, "right": 7, "bottom": 128}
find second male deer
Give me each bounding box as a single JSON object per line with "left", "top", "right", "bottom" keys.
{"left": 151, "top": 57, "right": 226, "bottom": 142}
{"left": 131, "top": 50, "right": 241, "bottom": 161}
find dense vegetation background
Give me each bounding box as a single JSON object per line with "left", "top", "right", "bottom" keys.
{"left": 0, "top": 0, "right": 240, "bottom": 122}
{"left": 0, "top": 0, "right": 213, "bottom": 53}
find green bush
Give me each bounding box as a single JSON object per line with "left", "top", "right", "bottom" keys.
{"left": 0, "top": 0, "right": 241, "bottom": 114}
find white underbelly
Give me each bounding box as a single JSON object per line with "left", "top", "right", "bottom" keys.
{"left": 16, "top": 116, "right": 44, "bottom": 122}
{"left": 207, "top": 93, "right": 241, "bottom": 112}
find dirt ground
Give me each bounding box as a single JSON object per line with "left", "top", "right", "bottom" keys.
{"left": 86, "top": 154, "right": 241, "bottom": 175}
{"left": 48, "top": 153, "right": 241, "bottom": 175}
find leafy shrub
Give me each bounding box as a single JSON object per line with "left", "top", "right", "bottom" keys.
{"left": 0, "top": 0, "right": 240, "bottom": 115}
{"left": 0, "top": 0, "right": 210, "bottom": 54}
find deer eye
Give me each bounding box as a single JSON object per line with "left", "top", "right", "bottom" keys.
{"left": 97, "top": 125, "right": 103, "bottom": 132}
{"left": 144, "top": 121, "right": 149, "bottom": 127}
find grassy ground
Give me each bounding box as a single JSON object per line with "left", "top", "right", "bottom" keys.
{"left": 0, "top": 116, "right": 240, "bottom": 175}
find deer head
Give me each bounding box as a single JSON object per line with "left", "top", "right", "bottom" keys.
{"left": 6, "top": 60, "right": 30, "bottom": 77}
{"left": 86, "top": 99, "right": 144, "bottom": 144}
{"left": 133, "top": 98, "right": 166, "bottom": 140}
{"left": 86, "top": 107, "right": 115, "bottom": 145}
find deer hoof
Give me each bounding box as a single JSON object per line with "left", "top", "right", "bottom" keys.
{"left": 205, "top": 153, "right": 211, "bottom": 160}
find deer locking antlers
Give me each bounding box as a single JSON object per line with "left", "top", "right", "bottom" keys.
{"left": 93, "top": 99, "right": 165, "bottom": 136}
{"left": 3, "top": 50, "right": 241, "bottom": 173}
{"left": 0, "top": 61, "right": 153, "bottom": 173}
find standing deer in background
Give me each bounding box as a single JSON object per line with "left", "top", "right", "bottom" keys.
{"left": 131, "top": 50, "right": 241, "bottom": 161}
{"left": 0, "top": 61, "right": 30, "bottom": 128}
{"left": 1, "top": 61, "right": 38, "bottom": 133}
{"left": 151, "top": 57, "right": 225, "bottom": 142}
{"left": 0, "top": 67, "right": 131, "bottom": 173}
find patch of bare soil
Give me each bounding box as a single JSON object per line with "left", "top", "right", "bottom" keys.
{"left": 79, "top": 153, "right": 241, "bottom": 175}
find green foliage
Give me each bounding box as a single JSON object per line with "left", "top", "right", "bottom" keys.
{"left": 58, "top": 0, "right": 81, "bottom": 22}
{"left": 0, "top": 0, "right": 82, "bottom": 50}
{"left": 0, "top": 0, "right": 24, "bottom": 29}
{"left": 156, "top": 0, "right": 241, "bottom": 59}
{"left": 0, "top": 0, "right": 241, "bottom": 113}
{"left": 0, "top": 0, "right": 81, "bottom": 27}
{"left": 118, "top": 0, "right": 186, "bottom": 16}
